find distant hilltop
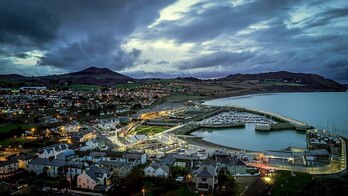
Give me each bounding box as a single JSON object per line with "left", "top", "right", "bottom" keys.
{"left": 0, "top": 67, "right": 346, "bottom": 92}
{"left": 221, "top": 71, "right": 346, "bottom": 92}
{"left": 0, "top": 67, "right": 133, "bottom": 87}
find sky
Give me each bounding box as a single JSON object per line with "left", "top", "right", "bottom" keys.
{"left": 0, "top": 0, "right": 347, "bottom": 82}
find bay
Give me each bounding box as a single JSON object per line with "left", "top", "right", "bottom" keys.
{"left": 192, "top": 92, "right": 348, "bottom": 151}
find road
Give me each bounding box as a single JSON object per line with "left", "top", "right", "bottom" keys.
{"left": 242, "top": 169, "right": 274, "bottom": 196}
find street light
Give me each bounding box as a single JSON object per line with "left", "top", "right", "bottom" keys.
{"left": 67, "top": 178, "right": 72, "bottom": 192}
{"left": 142, "top": 186, "right": 145, "bottom": 196}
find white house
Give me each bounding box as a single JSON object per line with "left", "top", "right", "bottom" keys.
{"left": 144, "top": 162, "right": 169, "bottom": 177}
{"left": 77, "top": 166, "right": 112, "bottom": 190}
{"left": 37, "top": 144, "right": 70, "bottom": 159}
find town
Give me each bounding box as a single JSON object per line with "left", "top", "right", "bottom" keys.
{"left": 0, "top": 86, "right": 347, "bottom": 195}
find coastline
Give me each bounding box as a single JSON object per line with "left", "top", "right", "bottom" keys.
{"left": 179, "top": 135, "right": 261, "bottom": 154}
{"left": 199, "top": 90, "right": 348, "bottom": 104}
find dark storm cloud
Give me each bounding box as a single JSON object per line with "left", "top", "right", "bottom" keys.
{"left": 0, "top": 0, "right": 59, "bottom": 46}
{"left": 144, "top": 0, "right": 299, "bottom": 43}
{"left": 301, "top": 7, "right": 348, "bottom": 28}
{"left": 37, "top": 32, "right": 142, "bottom": 71}
{"left": 138, "top": 0, "right": 347, "bottom": 81}
{"left": 177, "top": 51, "right": 256, "bottom": 70}
{"left": 0, "top": 0, "right": 176, "bottom": 72}
{"left": 0, "top": 0, "right": 347, "bottom": 82}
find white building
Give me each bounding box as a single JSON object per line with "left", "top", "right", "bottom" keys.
{"left": 37, "top": 144, "right": 71, "bottom": 159}
{"left": 144, "top": 162, "right": 169, "bottom": 177}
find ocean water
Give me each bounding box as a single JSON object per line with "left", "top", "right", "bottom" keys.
{"left": 192, "top": 92, "right": 348, "bottom": 151}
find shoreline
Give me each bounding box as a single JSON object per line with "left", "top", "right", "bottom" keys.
{"left": 199, "top": 90, "right": 348, "bottom": 104}
{"left": 179, "top": 135, "right": 261, "bottom": 154}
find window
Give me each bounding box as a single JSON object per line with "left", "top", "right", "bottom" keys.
{"left": 87, "top": 179, "right": 89, "bottom": 183}
{"left": 202, "top": 178, "right": 207, "bottom": 182}
{"left": 79, "top": 178, "right": 81, "bottom": 182}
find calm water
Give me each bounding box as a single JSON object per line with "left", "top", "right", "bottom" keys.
{"left": 192, "top": 92, "right": 348, "bottom": 151}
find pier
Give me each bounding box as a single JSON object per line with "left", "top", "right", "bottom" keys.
{"left": 226, "top": 105, "right": 312, "bottom": 130}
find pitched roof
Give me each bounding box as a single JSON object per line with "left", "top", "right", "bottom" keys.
{"left": 161, "top": 154, "right": 176, "bottom": 165}
{"left": 124, "top": 152, "right": 143, "bottom": 160}
{"left": 67, "top": 161, "right": 84, "bottom": 169}
{"left": 98, "top": 161, "right": 132, "bottom": 169}
{"left": 0, "top": 159, "right": 18, "bottom": 167}
{"left": 89, "top": 151, "right": 106, "bottom": 157}
{"left": 16, "top": 154, "right": 36, "bottom": 160}
{"left": 85, "top": 166, "right": 111, "bottom": 182}
{"left": 57, "top": 149, "right": 76, "bottom": 160}
{"left": 29, "top": 158, "right": 66, "bottom": 167}
{"left": 195, "top": 164, "right": 216, "bottom": 178}
{"left": 148, "top": 162, "right": 169, "bottom": 173}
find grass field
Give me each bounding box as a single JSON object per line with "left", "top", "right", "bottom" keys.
{"left": 134, "top": 125, "right": 168, "bottom": 135}
{"left": 0, "top": 123, "right": 31, "bottom": 134}
{"left": 271, "top": 171, "right": 312, "bottom": 195}
{"left": 163, "top": 186, "right": 199, "bottom": 196}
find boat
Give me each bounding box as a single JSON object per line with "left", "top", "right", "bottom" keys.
{"left": 255, "top": 124, "right": 271, "bottom": 131}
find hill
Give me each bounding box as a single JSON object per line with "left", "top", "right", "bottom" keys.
{"left": 0, "top": 69, "right": 346, "bottom": 94}
{"left": 222, "top": 71, "right": 346, "bottom": 92}
{"left": 42, "top": 67, "right": 133, "bottom": 85}
{"left": 0, "top": 67, "right": 133, "bottom": 87}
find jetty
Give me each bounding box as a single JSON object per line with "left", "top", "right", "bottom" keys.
{"left": 226, "top": 105, "right": 312, "bottom": 131}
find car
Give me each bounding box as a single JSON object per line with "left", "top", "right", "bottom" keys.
{"left": 175, "top": 176, "right": 184, "bottom": 182}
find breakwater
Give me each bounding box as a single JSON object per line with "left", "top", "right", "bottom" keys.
{"left": 226, "top": 105, "right": 312, "bottom": 131}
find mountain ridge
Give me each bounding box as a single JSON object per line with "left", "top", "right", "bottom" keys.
{"left": 0, "top": 67, "right": 346, "bottom": 91}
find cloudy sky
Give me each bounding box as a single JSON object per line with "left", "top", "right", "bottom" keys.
{"left": 0, "top": 0, "right": 347, "bottom": 82}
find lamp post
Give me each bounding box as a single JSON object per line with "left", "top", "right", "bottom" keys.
{"left": 142, "top": 186, "right": 145, "bottom": 196}
{"left": 67, "top": 178, "right": 71, "bottom": 192}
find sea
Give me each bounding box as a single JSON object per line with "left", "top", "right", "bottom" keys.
{"left": 191, "top": 92, "right": 348, "bottom": 151}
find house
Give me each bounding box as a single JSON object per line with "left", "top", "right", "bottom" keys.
{"left": 0, "top": 159, "right": 19, "bottom": 176}
{"left": 56, "top": 149, "right": 76, "bottom": 161}
{"left": 67, "top": 161, "right": 86, "bottom": 181}
{"left": 97, "top": 161, "right": 133, "bottom": 179}
{"left": 85, "top": 152, "right": 107, "bottom": 163}
{"left": 161, "top": 153, "right": 200, "bottom": 168}
{"left": 173, "top": 154, "right": 200, "bottom": 168}
{"left": 218, "top": 155, "right": 247, "bottom": 175}
{"left": 79, "top": 151, "right": 146, "bottom": 166}
{"left": 80, "top": 138, "right": 104, "bottom": 151}
{"left": 124, "top": 152, "right": 147, "bottom": 165}
{"left": 192, "top": 163, "right": 218, "bottom": 192}
{"left": 144, "top": 162, "right": 169, "bottom": 177}
{"left": 77, "top": 166, "right": 112, "bottom": 190}
{"left": 17, "top": 154, "right": 35, "bottom": 170}
{"left": 28, "top": 158, "right": 66, "bottom": 177}
{"left": 37, "top": 144, "right": 70, "bottom": 159}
